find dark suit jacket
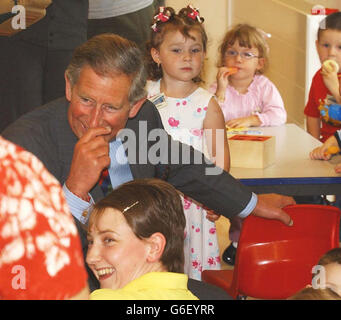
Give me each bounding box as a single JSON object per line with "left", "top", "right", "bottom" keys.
{"left": 2, "top": 97, "right": 250, "bottom": 298}
{"left": 2, "top": 97, "right": 253, "bottom": 215}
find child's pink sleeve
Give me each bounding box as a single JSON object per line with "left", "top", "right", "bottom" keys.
{"left": 256, "top": 79, "right": 287, "bottom": 126}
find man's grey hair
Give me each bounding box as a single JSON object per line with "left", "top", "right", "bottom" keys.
{"left": 65, "top": 33, "right": 147, "bottom": 105}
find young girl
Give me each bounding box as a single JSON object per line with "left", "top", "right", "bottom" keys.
{"left": 209, "top": 23, "right": 287, "bottom": 265}
{"left": 145, "top": 5, "right": 230, "bottom": 280}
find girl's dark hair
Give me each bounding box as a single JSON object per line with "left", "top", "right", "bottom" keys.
{"left": 88, "top": 179, "right": 186, "bottom": 273}
{"left": 146, "top": 6, "right": 207, "bottom": 82}
{"left": 318, "top": 12, "right": 341, "bottom": 40}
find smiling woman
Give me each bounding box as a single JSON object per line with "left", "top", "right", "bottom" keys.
{"left": 86, "top": 178, "right": 198, "bottom": 300}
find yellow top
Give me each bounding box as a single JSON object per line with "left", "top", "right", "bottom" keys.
{"left": 90, "top": 272, "right": 199, "bottom": 300}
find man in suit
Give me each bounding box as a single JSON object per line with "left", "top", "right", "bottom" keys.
{"left": 2, "top": 34, "right": 294, "bottom": 297}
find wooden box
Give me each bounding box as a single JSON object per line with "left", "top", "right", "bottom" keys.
{"left": 228, "top": 135, "right": 276, "bottom": 168}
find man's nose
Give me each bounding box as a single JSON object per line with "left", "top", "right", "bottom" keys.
{"left": 89, "top": 106, "right": 102, "bottom": 128}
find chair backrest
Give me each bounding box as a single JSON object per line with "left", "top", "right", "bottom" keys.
{"left": 233, "top": 204, "right": 341, "bottom": 299}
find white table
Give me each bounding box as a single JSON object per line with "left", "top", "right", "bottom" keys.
{"left": 229, "top": 124, "right": 341, "bottom": 195}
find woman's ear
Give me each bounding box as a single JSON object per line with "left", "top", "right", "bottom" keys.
{"left": 145, "top": 232, "right": 166, "bottom": 263}
{"left": 151, "top": 47, "right": 161, "bottom": 65}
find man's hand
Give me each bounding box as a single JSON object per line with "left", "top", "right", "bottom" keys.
{"left": 66, "top": 127, "right": 111, "bottom": 200}
{"left": 251, "top": 193, "right": 296, "bottom": 226}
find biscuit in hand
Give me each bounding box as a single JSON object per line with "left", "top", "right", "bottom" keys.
{"left": 323, "top": 59, "right": 339, "bottom": 73}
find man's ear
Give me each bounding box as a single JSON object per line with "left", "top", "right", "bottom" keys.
{"left": 145, "top": 232, "right": 166, "bottom": 263}
{"left": 151, "top": 47, "right": 161, "bottom": 65}
{"left": 65, "top": 72, "right": 72, "bottom": 102}
{"left": 128, "top": 97, "right": 146, "bottom": 118}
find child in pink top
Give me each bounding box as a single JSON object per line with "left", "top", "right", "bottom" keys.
{"left": 209, "top": 24, "right": 287, "bottom": 265}
{"left": 210, "top": 24, "right": 286, "bottom": 128}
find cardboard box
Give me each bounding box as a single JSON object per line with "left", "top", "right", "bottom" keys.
{"left": 228, "top": 135, "right": 276, "bottom": 168}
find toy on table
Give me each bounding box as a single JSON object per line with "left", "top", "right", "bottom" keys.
{"left": 324, "top": 145, "right": 341, "bottom": 157}
{"left": 319, "top": 103, "right": 341, "bottom": 126}
{"left": 228, "top": 134, "right": 275, "bottom": 169}
{"left": 226, "top": 126, "right": 262, "bottom": 137}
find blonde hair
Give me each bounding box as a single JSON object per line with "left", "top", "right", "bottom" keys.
{"left": 218, "top": 23, "right": 269, "bottom": 74}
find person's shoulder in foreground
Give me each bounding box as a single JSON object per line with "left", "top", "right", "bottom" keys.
{"left": 0, "top": 136, "right": 88, "bottom": 299}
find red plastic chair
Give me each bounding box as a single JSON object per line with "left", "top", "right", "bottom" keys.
{"left": 202, "top": 204, "right": 341, "bottom": 299}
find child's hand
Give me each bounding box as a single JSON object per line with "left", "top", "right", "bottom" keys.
{"left": 310, "top": 135, "right": 339, "bottom": 161}
{"left": 310, "top": 145, "right": 332, "bottom": 161}
{"left": 205, "top": 209, "right": 221, "bottom": 222}
{"left": 226, "top": 115, "right": 261, "bottom": 128}
{"left": 321, "top": 61, "right": 340, "bottom": 101}
{"left": 335, "top": 162, "right": 341, "bottom": 173}
{"left": 215, "top": 67, "right": 238, "bottom": 102}
{"left": 216, "top": 67, "right": 236, "bottom": 87}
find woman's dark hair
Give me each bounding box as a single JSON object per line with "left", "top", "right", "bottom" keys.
{"left": 88, "top": 178, "right": 186, "bottom": 273}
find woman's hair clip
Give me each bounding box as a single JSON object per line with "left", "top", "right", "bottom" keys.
{"left": 122, "top": 201, "right": 139, "bottom": 213}
{"left": 151, "top": 6, "right": 171, "bottom": 32}
{"left": 187, "top": 5, "right": 204, "bottom": 23}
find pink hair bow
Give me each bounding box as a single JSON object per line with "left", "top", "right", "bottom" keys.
{"left": 187, "top": 5, "right": 202, "bottom": 23}
{"left": 151, "top": 6, "right": 170, "bottom": 32}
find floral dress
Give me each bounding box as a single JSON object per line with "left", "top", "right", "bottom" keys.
{"left": 0, "top": 137, "right": 87, "bottom": 299}
{"left": 146, "top": 80, "right": 221, "bottom": 280}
